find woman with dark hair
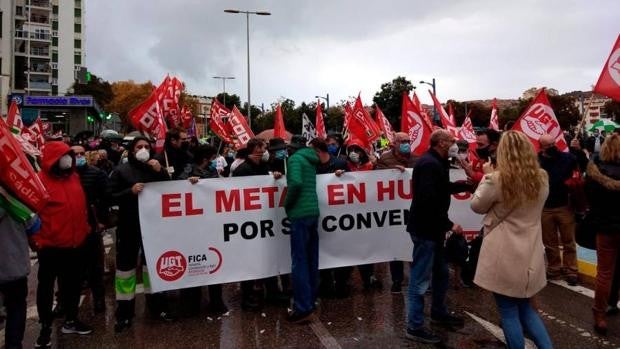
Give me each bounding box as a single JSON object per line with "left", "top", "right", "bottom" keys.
{"left": 107, "top": 136, "right": 172, "bottom": 333}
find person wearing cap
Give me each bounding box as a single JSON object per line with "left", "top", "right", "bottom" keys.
{"left": 107, "top": 136, "right": 172, "bottom": 333}
{"left": 268, "top": 137, "right": 288, "bottom": 175}
{"left": 375, "top": 132, "right": 418, "bottom": 294}
{"left": 405, "top": 130, "right": 469, "bottom": 344}
{"left": 34, "top": 141, "right": 93, "bottom": 347}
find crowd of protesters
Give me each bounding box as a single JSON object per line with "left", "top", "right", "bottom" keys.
{"left": 2, "top": 124, "right": 620, "bottom": 348}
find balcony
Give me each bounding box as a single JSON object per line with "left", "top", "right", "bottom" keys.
{"left": 28, "top": 81, "right": 52, "bottom": 90}
{"left": 29, "top": 48, "right": 50, "bottom": 58}
{"left": 15, "top": 6, "right": 26, "bottom": 18}
{"left": 15, "top": 30, "right": 28, "bottom": 39}
{"left": 28, "top": 0, "right": 51, "bottom": 9}
{"left": 31, "top": 32, "right": 51, "bottom": 41}
{"left": 29, "top": 63, "right": 51, "bottom": 74}
{"left": 28, "top": 14, "right": 50, "bottom": 25}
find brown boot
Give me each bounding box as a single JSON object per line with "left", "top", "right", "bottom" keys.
{"left": 594, "top": 310, "right": 608, "bottom": 335}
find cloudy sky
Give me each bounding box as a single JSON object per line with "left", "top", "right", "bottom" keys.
{"left": 85, "top": 0, "right": 618, "bottom": 108}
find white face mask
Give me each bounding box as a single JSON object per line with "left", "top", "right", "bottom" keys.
{"left": 261, "top": 150, "right": 270, "bottom": 162}
{"left": 58, "top": 154, "right": 73, "bottom": 170}
{"left": 348, "top": 152, "right": 360, "bottom": 163}
{"left": 448, "top": 143, "right": 459, "bottom": 158}
{"left": 135, "top": 148, "right": 150, "bottom": 162}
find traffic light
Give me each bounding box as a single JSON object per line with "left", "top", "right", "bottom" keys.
{"left": 87, "top": 115, "right": 94, "bottom": 123}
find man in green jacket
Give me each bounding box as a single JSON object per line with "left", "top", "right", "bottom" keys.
{"left": 284, "top": 137, "right": 322, "bottom": 323}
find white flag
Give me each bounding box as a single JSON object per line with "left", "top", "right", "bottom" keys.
{"left": 301, "top": 113, "right": 317, "bottom": 143}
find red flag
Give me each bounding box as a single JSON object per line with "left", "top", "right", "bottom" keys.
{"left": 25, "top": 117, "right": 46, "bottom": 148}
{"left": 41, "top": 122, "right": 51, "bottom": 135}
{"left": 181, "top": 106, "right": 193, "bottom": 130}
{"left": 593, "top": 34, "right": 620, "bottom": 101}
{"left": 209, "top": 99, "right": 233, "bottom": 143}
{"left": 227, "top": 106, "right": 254, "bottom": 149}
{"left": 4, "top": 100, "right": 24, "bottom": 135}
{"left": 129, "top": 91, "right": 167, "bottom": 151}
{"left": 347, "top": 95, "right": 382, "bottom": 144}
{"left": 315, "top": 101, "right": 327, "bottom": 139}
{"left": 429, "top": 90, "right": 459, "bottom": 137}
{"left": 458, "top": 110, "right": 477, "bottom": 149}
{"left": 342, "top": 102, "right": 353, "bottom": 142}
{"left": 401, "top": 92, "right": 432, "bottom": 156}
{"left": 273, "top": 104, "right": 287, "bottom": 139}
{"left": 489, "top": 98, "right": 499, "bottom": 131}
{"left": 156, "top": 76, "right": 183, "bottom": 128}
{"left": 374, "top": 105, "right": 394, "bottom": 144}
{"left": 448, "top": 102, "right": 456, "bottom": 126}
{"left": 413, "top": 92, "right": 434, "bottom": 130}
{"left": 0, "top": 116, "right": 49, "bottom": 211}
{"left": 512, "top": 88, "right": 568, "bottom": 152}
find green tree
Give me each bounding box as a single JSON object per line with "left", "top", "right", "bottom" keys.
{"left": 214, "top": 93, "right": 242, "bottom": 111}
{"left": 604, "top": 100, "right": 620, "bottom": 122}
{"left": 373, "top": 76, "right": 415, "bottom": 127}
{"left": 70, "top": 73, "right": 113, "bottom": 108}
{"left": 106, "top": 80, "right": 155, "bottom": 130}
{"left": 501, "top": 93, "right": 580, "bottom": 131}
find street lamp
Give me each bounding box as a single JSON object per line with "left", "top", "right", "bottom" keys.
{"left": 224, "top": 9, "right": 271, "bottom": 130}
{"left": 212, "top": 76, "right": 235, "bottom": 106}
{"left": 419, "top": 78, "right": 438, "bottom": 124}
{"left": 315, "top": 93, "right": 330, "bottom": 110}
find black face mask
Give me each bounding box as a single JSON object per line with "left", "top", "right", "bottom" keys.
{"left": 181, "top": 142, "right": 190, "bottom": 151}
{"left": 476, "top": 146, "right": 490, "bottom": 160}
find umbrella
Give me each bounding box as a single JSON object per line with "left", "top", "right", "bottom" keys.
{"left": 588, "top": 119, "right": 620, "bottom": 133}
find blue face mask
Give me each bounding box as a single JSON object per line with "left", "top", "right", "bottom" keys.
{"left": 76, "top": 156, "right": 87, "bottom": 167}
{"left": 209, "top": 159, "right": 218, "bottom": 171}
{"left": 327, "top": 144, "right": 339, "bottom": 155}
{"left": 399, "top": 143, "right": 411, "bottom": 155}
{"left": 275, "top": 149, "right": 288, "bottom": 160}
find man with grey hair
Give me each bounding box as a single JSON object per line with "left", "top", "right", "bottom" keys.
{"left": 405, "top": 129, "right": 470, "bottom": 344}
{"left": 376, "top": 132, "right": 418, "bottom": 294}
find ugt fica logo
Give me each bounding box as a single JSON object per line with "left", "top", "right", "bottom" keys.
{"left": 156, "top": 251, "right": 187, "bottom": 282}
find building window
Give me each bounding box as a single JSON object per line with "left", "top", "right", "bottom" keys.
{"left": 74, "top": 8, "right": 81, "bottom": 17}
{"left": 0, "top": 12, "right": 3, "bottom": 38}
{"left": 52, "top": 86, "right": 58, "bottom": 95}
{"left": 75, "top": 0, "right": 81, "bottom": 7}
{"left": 52, "top": 69, "right": 58, "bottom": 78}
{"left": 74, "top": 55, "right": 81, "bottom": 65}
{"left": 74, "top": 23, "right": 81, "bottom": 33}
{"left": 53, "top": 5, "right": 58, "bottom": 14}
{"left": 52, "top": 21, "right": 58, "bottom": 30}
{"left": 74, "top": 39, "right": 81, "bottom": 49}
{"left": 52, "top": 52, "right": 58, "bottom": 62}
{"left": 52, "top": 37, "right": 58, "bottom": 46}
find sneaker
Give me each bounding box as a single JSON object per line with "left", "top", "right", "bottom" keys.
{"left": 566, "top": 275, "right": 579, "bottom": 286}
{"left": 287, "top": 310, "right": 314, "bottom": 324}
{"left": 431, "top": 312, "right": 465, "bottom": 328}
{"left": 61, "top": 320, "right": 93, "bottom": 335}
{"left": 35, "top": 326, "right": 52, "bottom": 348}
{"left": 390, "top": 282, "right": 402, "bottom": 294}
{"left": 606, "top": 305, "right": 620, "bottom": 316}
{"left": 114, "top": 318, "right": 132, "bottom": 333}
{"left": 405, "top": 327, "right": 441, "bottom": 344}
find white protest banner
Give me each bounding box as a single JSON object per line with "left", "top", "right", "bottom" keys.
{"left": 139, "top": 169, "right": 483, "bottom": 292}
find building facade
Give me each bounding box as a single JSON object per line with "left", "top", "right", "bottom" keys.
{"left": 574, "top": 93, "right": 612, "bottom": 126}
{"left": 0, "top": 0, "right": 84, "bottom": 115}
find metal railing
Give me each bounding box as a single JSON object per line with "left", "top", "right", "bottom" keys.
{"left": 31, "top": 32, "right": 51, "bottom": 40}
{"left": 29, "top": 15, "right": 49, "bottom": 24}
{"left": 30, "top": 48, "right": 50, "bottom": 56}
{"left": 28, "top": 81, "right": 52, "bottom": 90}
{"left": 30, "top": 64, "right": 51, "bottom": 73}
{"left": 29, "top": 0, "right": 51, "bottom": 8}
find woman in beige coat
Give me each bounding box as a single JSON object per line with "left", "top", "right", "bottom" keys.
{"left": 471, "top": 131, "right": 553, "bottom": 349}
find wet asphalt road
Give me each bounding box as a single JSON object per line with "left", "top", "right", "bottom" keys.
{"left": 3, "top": 233, "right": 620, "bottom": 349}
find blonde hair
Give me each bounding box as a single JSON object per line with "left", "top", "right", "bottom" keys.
{"left": 600, "top": 134, "right": 620, "bottom": 163}
{"left": 495, "top": 131, "right": 547, "bottom": 208}
{"left": 85, "top": 151, "right": 100, "bottom": 166}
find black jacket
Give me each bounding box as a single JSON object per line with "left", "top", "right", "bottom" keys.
{"left": 232, "top": 159, "right": 270, "bottom": 177}
{"left": 154, "top": 143, "right": 193, "bottom": 180}
{"left": 76, "top": 164, "right": 108, "bottom": 229}
{"left": 107, "top": 157, "right": 169, "bottom": 235}
{"left": 316, "top": 155, "right": 347, "bottom": 175}
{"left": 407, "top": 149, "right": 469, "bottom": 241}
{"left": 539, "top": 151, "right": 577, "bottom": 208}
{"left": 585, "top": 158, "right": 620, "bottom": 234}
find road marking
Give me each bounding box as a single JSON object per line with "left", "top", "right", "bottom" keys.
{"left": 549, "top": 280, "right": 595, "bottom": 298}
{"left": 309, "top": 319, "right": 342, "bottom": 349}
{"left": 465, "top": 311, "right": 536, "bottom": 349}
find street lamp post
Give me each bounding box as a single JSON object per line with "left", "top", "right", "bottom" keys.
{"left": 315, "top": 93, "right": 330, "bottom": 110}
{"left": 224, "top": 9, "right": 271, "bottom": 130}
{"left": 419, "top": 78, "right": 437, "bottom": 124}
{"left": 212, "top": 76, "right": 235, "bottom": 106}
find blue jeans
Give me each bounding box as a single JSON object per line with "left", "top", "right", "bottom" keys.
{"left": 407, "top": 235, "right": 449, "bottom": 330}
{"left": 290, "top": 217, "right": 319, "bottom": 314}
{"left": 493, "top": 293, "right": 553, "bottom": 349}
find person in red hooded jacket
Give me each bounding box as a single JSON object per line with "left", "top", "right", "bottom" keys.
{"left": 33, "top": 141, "right": 93, "bottom": 348}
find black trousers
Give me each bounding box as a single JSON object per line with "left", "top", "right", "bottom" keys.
{"left": 83, "top": 232, "right": 105, "bottom": 302}
{"left": 37, "top": 246, "right": 85, "bottom": 325}
{"left": 390, "top": 261, "right": 404, "bottom": 284}
{"left": 0, "top": 277, "right": 27, "bottom": 349}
